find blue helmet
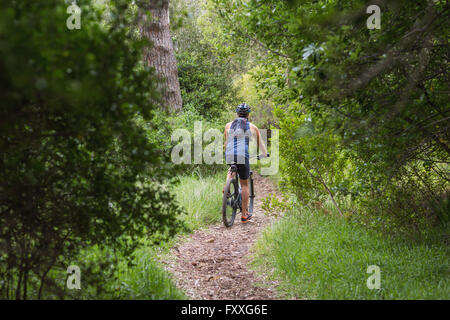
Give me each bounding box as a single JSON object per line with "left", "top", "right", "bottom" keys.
{"left": 236, "top": 103, "right": 251, "bottom": 117}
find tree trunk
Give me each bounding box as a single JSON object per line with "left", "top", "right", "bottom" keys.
{"left": 140, "top": 0, "right": 182, "bottom": 111}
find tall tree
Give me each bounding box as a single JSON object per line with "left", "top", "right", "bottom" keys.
{"left": 140, "top": 0, "right": 183, "bottom": 110}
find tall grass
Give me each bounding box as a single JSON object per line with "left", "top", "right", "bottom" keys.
{"left": 253, "top": 206, "right": 450, "bottom": 299}
{"left": 173, "top": 170, "right": 225, "bottom": 230}
{"left": 115, "top": 247, "right": 186, "bottom": 300}
{"left": 60, "top": 243, "right": 186, "bottom": 300}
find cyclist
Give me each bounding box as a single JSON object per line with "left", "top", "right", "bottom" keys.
{"left": 224, "top": 103, "right": 267, "bottom": 223}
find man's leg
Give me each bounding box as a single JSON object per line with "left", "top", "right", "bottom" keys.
{"left": 237, "top": 162, "right": 251, "bottom": 221}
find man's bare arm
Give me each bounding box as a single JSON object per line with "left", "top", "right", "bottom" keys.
{"left": 223, "top": 122, "right": 230, "bottom": 152}
{"left": 254, "top": 126, "right": 268, "bottom": 156}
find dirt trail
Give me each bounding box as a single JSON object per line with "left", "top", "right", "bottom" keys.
{"left": 160, "top": 172, "right": 281, "bottom": 299}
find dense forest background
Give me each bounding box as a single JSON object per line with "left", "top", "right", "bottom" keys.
{"left": 0, "top": 0, "right": 448, "bottom": 299}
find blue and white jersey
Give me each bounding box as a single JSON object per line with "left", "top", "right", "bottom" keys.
{"left": 225, "top": 117, "right": 252, "bottom": 165}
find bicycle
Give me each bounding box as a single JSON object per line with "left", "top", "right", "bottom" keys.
{"left": 222, "top": 153, "right": 269, "bottom": 227}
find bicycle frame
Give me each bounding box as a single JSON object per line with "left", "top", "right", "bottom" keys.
{"left": 227, "top": 168, "right": 254, "bottom": 213}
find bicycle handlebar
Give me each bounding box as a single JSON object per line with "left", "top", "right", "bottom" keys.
{"left": 250, "top": 153, "right": 270, "bottom": 160}
{"left": 225, "top": 153, "right": 270, "bottom": 161}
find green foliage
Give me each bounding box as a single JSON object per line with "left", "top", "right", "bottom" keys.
{"left": 168, "top": 107, "right": 229, "bottom": 177}
{"left": 261, "top": 193, "right": 289, "bottom": 216}
{"left": 172, "top": 0, "right": 240, "bottom": 120}
{"left": 176, "top": 43, "right": 238, "bottom": 119}
{"left": 36, "top": 168, "right": 227, "bottom": 300}
{"left": 211, "top": 0, "right": 450, "bottom": 232}
{"left": 253, "top": 206, "right": 450, "bottom": 299}
{"left": 234, "top": 72, "right": 275, "bottom": 129}
{"left": 0, "top": 0, "right": 185, "bottom": 299}
{"left": 276, "top": 106, "right": 348, "bottom": 207}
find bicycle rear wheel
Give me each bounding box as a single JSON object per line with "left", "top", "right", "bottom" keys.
{"left": 222, "top": 178, "right": 239, "bottom": 227}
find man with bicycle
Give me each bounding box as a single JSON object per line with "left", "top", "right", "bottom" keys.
{"left": 224, "top": 103, "right": 268, "bottom": 223}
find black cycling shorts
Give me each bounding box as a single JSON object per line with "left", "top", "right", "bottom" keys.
{"left": 230, "top": 163, "right": 250, "bottom": 180}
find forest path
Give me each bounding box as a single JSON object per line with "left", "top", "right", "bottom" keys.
{"left": 160, "top": 172, "right": 282, "bottom": 299}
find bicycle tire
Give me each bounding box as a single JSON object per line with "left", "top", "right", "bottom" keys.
{"left": 222, "top": 178, "right": 239, "bottom": 227}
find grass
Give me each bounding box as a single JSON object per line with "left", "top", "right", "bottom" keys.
{"left": 253, "top": 206, "right": 450, "bottom": 299}
{"left": 114, "top": 247, "right": 187, "bottom": 300}
{"left": 173, "top": 170, "right": 225, "bottom": 230}
{"left": 59, "top": 243, "right": 186, "bottom": 300}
